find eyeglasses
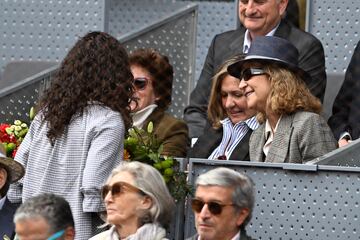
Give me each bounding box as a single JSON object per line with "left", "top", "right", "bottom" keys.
{"left": 47, "top": 230, "right": 65, "bottom": 240}
{"left": 191, "top": 198, "right": 235, "bottom": 215}
{"left": 101, "top": 181, "right": 144, "bottom": 200}
{"left": 240, "top": 68, "right": 267, "bottom": 81}
{"left": 133, "top": 77, "right": 149, "bottom": 91}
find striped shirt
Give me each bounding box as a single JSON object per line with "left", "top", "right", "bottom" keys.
{"left": 8, "top": 105, "right": 125, "bottom": 240}
{"left": 208, "top": 116, "right": 259, "bottom": 160}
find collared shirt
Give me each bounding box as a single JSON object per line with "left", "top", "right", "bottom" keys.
{"left": 132, "top": 104, "right": 157, "bottom": 129}
{"left": 198, "top": 230, "right": 241, "bottom": 240}
{"left": 0, "top": 196, "right": 5, "bottom": 210}
{"left": 263, "top": 116, "right": 282, "bottom": 156}
{"left": 243, "top": 23, "right": 280, "bottom": 53}
{"left": 209, "top": 116, "right": 259, "bottom": 160}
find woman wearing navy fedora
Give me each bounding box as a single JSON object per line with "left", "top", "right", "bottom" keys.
{"left": 228, "top": 36, "right": 337, "bottom": 164}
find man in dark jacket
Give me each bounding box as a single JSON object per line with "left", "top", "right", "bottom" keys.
{"left": 186, "top": 167, "right": 256, "bottom": 240}
{"left": 328, "top": 40, "right": 360, "bottom": 147}
{"left": 184, "top": 0, "right": 326, "bottom": 138}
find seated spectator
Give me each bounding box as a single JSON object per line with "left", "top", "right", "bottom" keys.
{"left": 8, "top": 31, "right": 133, "bottom": 239}
{"left": 186, "top": 167, "right": 255, "bottom": 240}
{"left": 0, "top": 145, "right": 24, "bottom": 239}
{"left": 328, "top": 40, "right": 360, "bottom": 147}
{"left": 189, "top": 55, "right": 258, "bottom": 160}
{"left": 184, "top": 0, "right": 326, "bottom": 139}
{"left": 91, "top": 161, "right": 175, "bottom": 240}
{"left": 229, "top": 36, "right": 336, "bottom": 163}
{"left": 14, "top": 193, "right": 75, "bottom": 240}
{"left": 129, "top": 48, "right": 189, "bottom": 157}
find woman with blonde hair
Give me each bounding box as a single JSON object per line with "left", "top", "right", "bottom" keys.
{"left": 228, "top": 36, "right": 336, "bottom": 163}
{"left": 189, "top": 55, "right": 258, "bottom": 160}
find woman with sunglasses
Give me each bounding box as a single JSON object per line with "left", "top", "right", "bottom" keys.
{"left": 228, "top": 36, "right": 336, "bottom": 164}
{"left": 129, "top": 48, "right": 189, "bottom": 157}
{"left": 189, "top": 55, "right": 258, "bottom": 160}
{"left": 8, "top": 32, "right": 133, "bottom": 239}
{"left": 90, "top": 161, "right": 175, "bottom": 240}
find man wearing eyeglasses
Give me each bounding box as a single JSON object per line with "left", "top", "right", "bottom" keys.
{"left": 184, "top": 0, "right": 326, "bottom": 140}
{"left": 13, "top": 193, "right": 75, "bottom": 240}
{"left": 187, "top": 167, "right": 255, "bottom": 240}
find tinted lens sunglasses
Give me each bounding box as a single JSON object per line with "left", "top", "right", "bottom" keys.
{"left": 191, "top": 198, "right": 234, "bottom": 215}
{"left": 133, "top": 77, "right": 149, "bottom": 91}
{"left": 240, "top": 68, "right": 267, "bottom": 81}
{"left": 101, "top": 181, "right": 145, "bottom": 200}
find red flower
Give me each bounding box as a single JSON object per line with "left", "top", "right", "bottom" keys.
{"left": 12, "top": 148, "right": 18, "bottom": 158}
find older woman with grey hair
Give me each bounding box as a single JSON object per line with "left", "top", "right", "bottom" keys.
{"left": 90, "top": 161, "right": 175, "bottom": 240}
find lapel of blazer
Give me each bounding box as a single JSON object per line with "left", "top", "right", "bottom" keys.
{"left": 142, "top": 108, "right": 164, "bottom": 132}
{"left": 228, "top": 27, "right": 246, "bottom": 54}
{"left": 229, "top": 129, "right": 252, "bottom": 161}
{"left": 191, "top": 127, "right": 223, "bottom": 159}
{"left": 273, "top": 20, "right": 291, "bottom": 39}
{"left": 266, "top": 114, "right": 294, "bottom": 163}
{"left": 250, "top": 124, "right": 266, "bottom": 162}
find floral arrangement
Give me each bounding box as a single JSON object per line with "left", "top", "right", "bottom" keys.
{"left": 0, "top": 107, "right": 34, "bottom": 158}
{"left": 124, "top": 122, "right": 191, "bottom": 201}
{"left": 0, "top": 120, "right": 29, "bottom": 158}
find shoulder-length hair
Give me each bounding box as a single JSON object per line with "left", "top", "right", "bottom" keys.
{"left": 108, "top": 161, "right": 175, "bottom": 228}
{"left": 208, "top": 55, "right": 245, "bottom": 129}
{"left": 39, "top": 31, "right": 133, "bottom": 144}
{"left": 258, "top": 63, "right": 322, "bottom": 123}
{"left": 129, "top": 48, "right": 173, "bottom": 110}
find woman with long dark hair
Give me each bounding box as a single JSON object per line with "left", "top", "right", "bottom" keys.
{"left": 8, "top": 31, "right": 134, "bottom": 239}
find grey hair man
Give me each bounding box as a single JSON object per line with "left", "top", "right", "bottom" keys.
{"left": 187, "top": 167, "right": 255, "bottom": 240}
{"left": 14, "top": 193, "right": 75, "bottom": 240}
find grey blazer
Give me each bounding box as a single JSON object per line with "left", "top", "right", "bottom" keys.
{"left": 184, "top": 20, "right": 326, "bottom": 138}
{"left": 250, "top": 111, "right": 337, "bottom": 164}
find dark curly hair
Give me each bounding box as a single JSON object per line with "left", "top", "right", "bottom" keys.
{"left": 39, "top": 31, "right": 133, "bottom": 144}
{"left": 129, "top": 48, "right": 173, "bottom": 110}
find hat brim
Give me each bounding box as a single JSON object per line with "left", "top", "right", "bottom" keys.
{"left": 228, "top": 56, "right": 312, "bottom": 83}
{"left": 0, "top": 156, "right": 25, "bottom": 183}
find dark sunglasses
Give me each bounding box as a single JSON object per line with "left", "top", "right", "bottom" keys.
{"left": 240, "top": 68, "right": 267, "bottom": 81}
{"left": 101, "top": 181, "right": 144, "bottom": 200}
{"left": 191, "top": 198, "right": 235, "bottom": 215}
{"left": 133, "top": 77, "right": 149, "bottom": 91}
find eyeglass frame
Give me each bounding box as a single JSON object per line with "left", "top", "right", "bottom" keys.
{"left": 239, "top": 68, "right": 268, "bottom": 81}
{"left": 191, "top": 198, "right": 235, "bottom": 215}
{"left": 101, "top": 181, "right": 146, "bottom": 200}
{"left": 132, "top": 77, "right": 150, "bottom": 91}
{"left": 47, "top": 229, "right": 65, "bottom": 240}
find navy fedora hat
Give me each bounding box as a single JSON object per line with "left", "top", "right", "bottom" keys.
{"left": 228, "top": 36, "right": 311, "bottom": 82}
{"left": 0, "top": 144, "right": 25, "bottom": 182}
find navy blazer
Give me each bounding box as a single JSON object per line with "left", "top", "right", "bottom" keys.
{"left": 184, "top": 19, "right": 326, "bottom": 138}
{"left": 189, "top": 126, "right": 252, "bottom": 161}
{"left": 0, "top": 197, "right": 19, "bottom": 239}
{"left": 186, "top": 229, "right": 255, "bottom": 240}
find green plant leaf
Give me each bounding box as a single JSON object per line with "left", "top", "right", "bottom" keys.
{"left": 147, "top": 121, "right": 154, "bottom": 133}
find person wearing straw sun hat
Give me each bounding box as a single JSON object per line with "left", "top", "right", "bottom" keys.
{"left": 228, "top": 36, "right": 336, "bottom": 164}
{"left": 0, "top": 144, "right": 25, "bottom": 239}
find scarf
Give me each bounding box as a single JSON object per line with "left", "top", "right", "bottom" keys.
{"left": 108, "top": 223, "right": 167, "bottom": 240}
